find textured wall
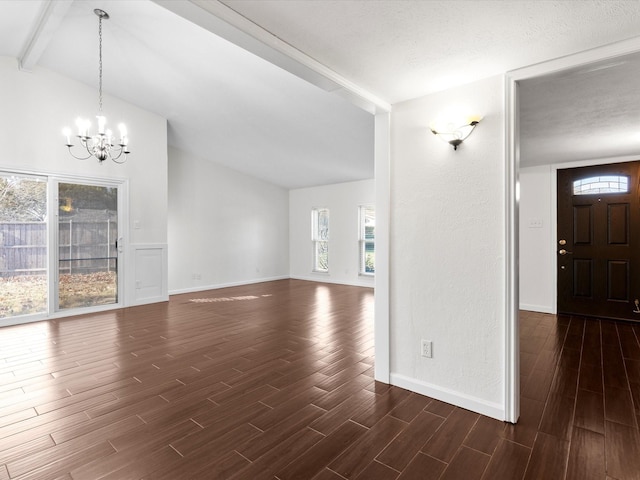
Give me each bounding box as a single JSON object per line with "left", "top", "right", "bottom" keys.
{"left": 389, "top": 75, "right": 506, "bottom": 418}
{"left": 519, "top": 165, "right": 555, "bottom": 313}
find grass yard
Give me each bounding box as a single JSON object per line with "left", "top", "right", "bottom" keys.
{"left": 0, "top": 272, "right": 117, "bottom": 318}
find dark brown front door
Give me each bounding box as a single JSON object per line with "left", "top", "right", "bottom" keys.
{"left": 557, "top": 161, "right": 640, "bottom": 321}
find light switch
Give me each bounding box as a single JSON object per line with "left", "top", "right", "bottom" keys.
{"left": 528, "top": 218, "right": 543, "bottom": 228}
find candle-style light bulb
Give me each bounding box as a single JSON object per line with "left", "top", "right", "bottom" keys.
{"left": 97, "top": 115, "right": 106, "bottom": 135}
{"left": 75, "top": 118, "right": 84, "bottom": 136}
{"left": 62, "top": 127, "right": 72, "bottom": 145}
{"left": 118, "top": 123, "right": 127, "bottom": 145}
{"left": 77, "top": 119, "right": 91, "bottom": 137}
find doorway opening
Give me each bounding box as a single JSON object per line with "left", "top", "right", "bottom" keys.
{"left": 57, "top": 181, "right": 120, "bottom": 310}
{"left": 509, "top": 38, "right": 640, "bottom": 423}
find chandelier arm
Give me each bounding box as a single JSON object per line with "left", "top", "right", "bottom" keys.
{"left": 66, "top": 145, "right": 95, "bottom": 161}
{"left": 108, "top": 146, "right": 128, "bottom": 163}
{"left": 110, "top": 154, "right": 128, "bottom": 164}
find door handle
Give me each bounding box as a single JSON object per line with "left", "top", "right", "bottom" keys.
{"left": 558, "top": 249, "right": 573, "bottom": 255}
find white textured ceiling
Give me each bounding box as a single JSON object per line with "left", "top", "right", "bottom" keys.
{"left": 519, "top": 52, "right": 640, "bottom": 166}
{"left": 219, "top": 0, "right": 640, "bottom": 103}
{"left": 2, "top": 0, "right": 640, "bottom": 184}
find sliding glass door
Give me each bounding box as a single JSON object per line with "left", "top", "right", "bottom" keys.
{"left": 57, "top": 182, "right": 120, "bottom": 310}
{"left": 0, "top": 171, "right": 123, "bottom": 322}
{"left": 0, "top": 173, "right": 48, "bottom": 318}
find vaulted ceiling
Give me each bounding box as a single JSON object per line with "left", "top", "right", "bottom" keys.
{"left": 1, "top": 0, "right": 640, "bottom": 185}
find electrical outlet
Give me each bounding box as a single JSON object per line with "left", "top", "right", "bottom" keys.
{"left": 421, "top": 339, "right": 432, "bottom": 358}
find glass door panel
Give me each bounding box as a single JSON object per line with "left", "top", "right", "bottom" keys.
{"left": 0, "top": 174, "right": 48, "bottom": 319}
{"left": 57, "top": 182, "right": 119, "bottom": 310}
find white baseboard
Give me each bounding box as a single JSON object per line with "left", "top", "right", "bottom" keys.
{"left": 0, "top": 314, "right": 47, "bottom": 328}
{"left": 131, "top": 295, "right": 169, "bottom": 306}
{"left": 169, "top": 275, "right": 290, "bottom": 296}
{"left": 519, "top": 303, "right": 555, "bottom": 314}
{"left": 390, "top": 373, "right": 506, "bottom": 422}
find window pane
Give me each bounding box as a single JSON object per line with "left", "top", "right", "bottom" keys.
{"left": 359, "top": 205, "right": 375, "bottom": 275}
{"left": 573, "top": 175, "right": 628, "bottom": 195}
{"left": 312, "top": 208, "right": 329, "bottom": 272}
{"left": 364, "top": 241, "right": 375, "bottom": 274}
{"left": 0, "top": 174, "right": 47, "bottom": 319}
{"left": 317, "top": 209, "right": 329, "bottom": 241}
{"left": 315, "top": 241, "right": 328, "bottom": 272}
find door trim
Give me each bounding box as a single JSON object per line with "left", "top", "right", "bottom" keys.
{"left": 506, "top": 36, "right": 640, "bottom": 423}
{"left": 374, "top": 111, "right": 391, "bottom": 383}
{"left": 504, "top": 74, "right": 519, "bottom": 423}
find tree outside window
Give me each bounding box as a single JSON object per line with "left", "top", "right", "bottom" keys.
{"left": 312, "top": 208, "right": 329, "bottom": 272}
{"left": 359, "top": 205, "right": 375, "bottom": 275}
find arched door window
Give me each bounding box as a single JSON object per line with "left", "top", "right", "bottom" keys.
{"left": 573, "top": 175, "right": 629, "bottom": 195}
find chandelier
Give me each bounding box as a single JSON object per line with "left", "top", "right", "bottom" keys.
{"left": 63, "top": 9, "right": 130, "bottom": 164}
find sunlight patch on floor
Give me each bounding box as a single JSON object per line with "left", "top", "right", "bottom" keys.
{"left": 190, "top": 294, "right": 272, "bottom": 303}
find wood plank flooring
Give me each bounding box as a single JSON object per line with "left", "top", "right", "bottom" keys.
{"left": 0, "top": 279, "right": 639, "bottom": 479}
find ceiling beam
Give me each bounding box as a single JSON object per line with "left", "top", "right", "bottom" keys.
{"left": 19, "top": 0, "right": 74, "bottom": 72}
{"left": 152, "top": 0, "right": 391, "bottom": 114}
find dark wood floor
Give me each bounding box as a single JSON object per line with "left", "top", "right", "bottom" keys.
{"left": 0, "top": 279, "right": 639, "bottom": 479}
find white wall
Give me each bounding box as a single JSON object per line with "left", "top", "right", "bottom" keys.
{"left": 389, "top": 75, "right": 506, "bottom": 419}
{"left": 519, "top": 165, "right": 555, "bottom": 312}
{"left": 289, "top": 179, "right": 375, "bottom": 287}
{"left": 0, "top": 56, "right": 168, "bottom": 310}
{"left": 168, "top": 146, "right": 289, "bottom": 293}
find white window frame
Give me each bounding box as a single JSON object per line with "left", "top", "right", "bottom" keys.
{"left": 359, "top": 205, "right": 375, "bottom": 276}
{"left": 311, "top": 207, "right": 329, "bottom": 273}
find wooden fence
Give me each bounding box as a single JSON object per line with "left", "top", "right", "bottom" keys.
{"left": 0, "top": 220, "right": 117, "bottom": 277}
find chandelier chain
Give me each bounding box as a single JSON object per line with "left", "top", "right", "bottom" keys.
{"left": 98, "top": 14, "right": 103, "bottom": 113}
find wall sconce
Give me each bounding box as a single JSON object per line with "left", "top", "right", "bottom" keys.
{"left": 430, "top": 115, "right": 482, "bottom": 150}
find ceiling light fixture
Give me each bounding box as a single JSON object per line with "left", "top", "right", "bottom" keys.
{"left": 430, "top": 115, "right": 482, "bottom": 150}
{"left": 63, "top": 9, "right": 130, "bottom": 164}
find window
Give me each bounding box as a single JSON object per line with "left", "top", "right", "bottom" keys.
{"left": 312, "top": 207, "right": 329, "bottom": 272}
{"left": 573, "top": 175, "right": 629, "bottom": 195}
{"left": 359, "top": 205, "right": 375, "bottom": 275}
